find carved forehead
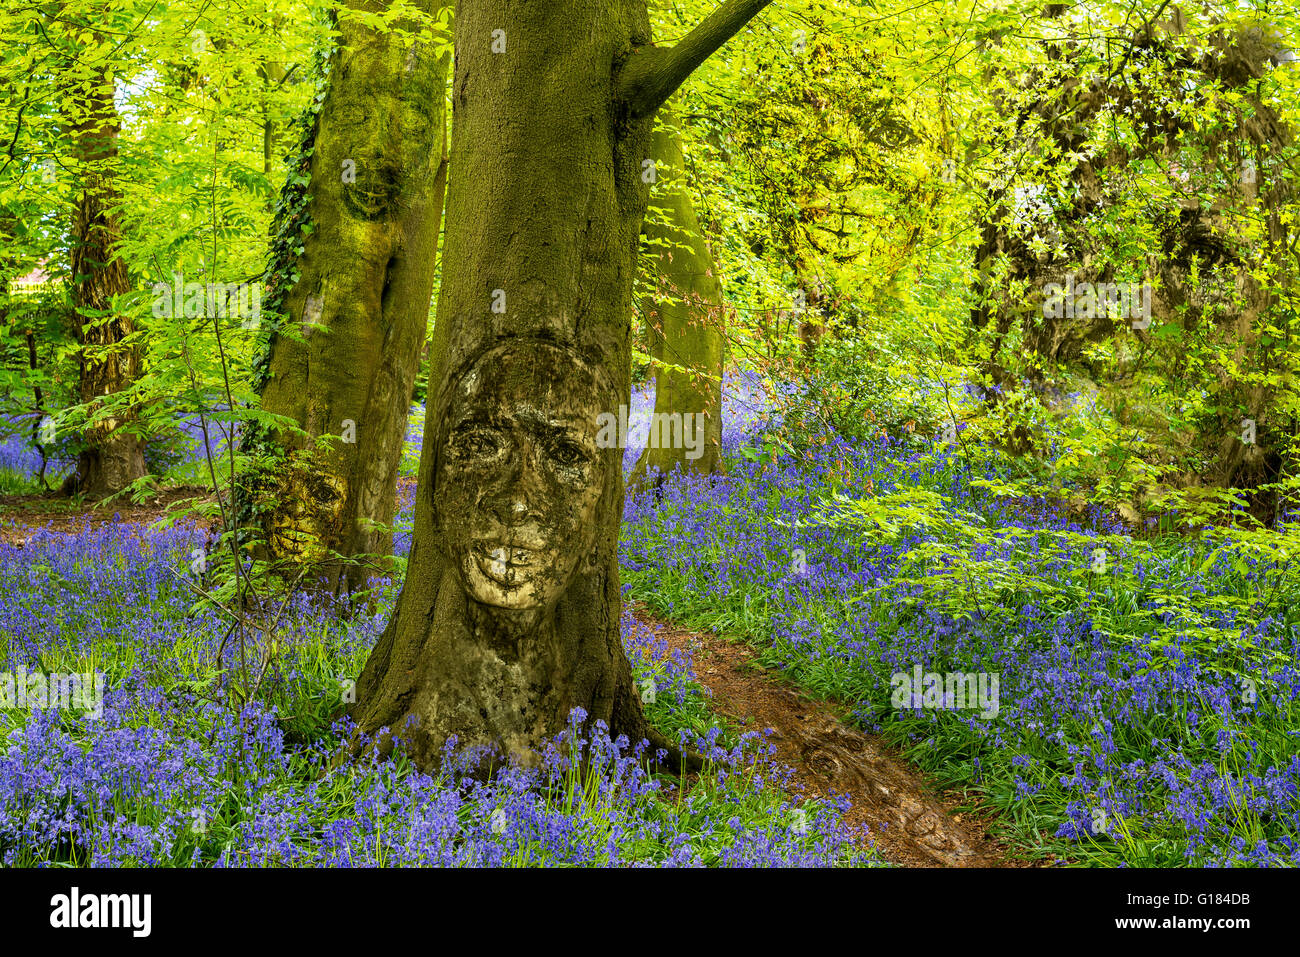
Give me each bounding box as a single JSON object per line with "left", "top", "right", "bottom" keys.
{"left": 447, "top": 341, "right": 609, "bottom": 416}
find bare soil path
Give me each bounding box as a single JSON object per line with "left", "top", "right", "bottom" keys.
{"left": 0, "top": 487, "right": 217, "bottom": 546}
{"left": 631, "top": 604, "right": 1053, "bottom": 868}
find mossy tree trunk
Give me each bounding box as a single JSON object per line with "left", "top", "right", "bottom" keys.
{"left": 63, "top": 48, "right": 147, "bottom": 499}
{"left": 631, "top": 115, "right": 726, "bottom": 486}
{"left": 351, "top": 0, "right": 772, "bottom": 771}
{"left": 252, "top": 0, "right": 451, "bottom": 592}
{"left": 1191, "top": 31, "right": 1294, "bottom": 511}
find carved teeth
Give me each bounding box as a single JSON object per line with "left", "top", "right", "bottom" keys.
{"left": 484, "top": 545, "right": 533, "bottom": 564}
{"left": 479, "top": 543, "right": 534, "bottom": 582}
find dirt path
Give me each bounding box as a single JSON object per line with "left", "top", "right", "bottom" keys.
{"left": 0, "top": 487, "right": 217, "bottom": 546}
{"left": 632, "top": 604, "right": 1048, "bottom": 868}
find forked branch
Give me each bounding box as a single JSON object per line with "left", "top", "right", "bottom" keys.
{"left": 617, "top": 0, "right": 775, "bottom": 120}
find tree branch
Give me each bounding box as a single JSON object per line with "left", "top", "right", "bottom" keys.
{"left": 617, "top": 0, "right": 775, "bottom": 120}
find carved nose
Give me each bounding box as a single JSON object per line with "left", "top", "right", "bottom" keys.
{"left": 490, "top": 494, "right": 532, "bottom": 527}
{"left": 494, "top": 439, "right": 543, "bottom": 525}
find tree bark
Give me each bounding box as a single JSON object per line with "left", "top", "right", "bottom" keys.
{"left": 631, "top": 116, "right": 725, "bottom": 485}
{"left": 252, "top": 0, "right": 451, "bottom": 592}
{"left": 351, "top": 0, "right": 771, "bottom": 771}
{"left": 64, "top": 51, "right": 146, "bottom": 499}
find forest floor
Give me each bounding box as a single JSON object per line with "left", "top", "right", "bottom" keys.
{"left": 0, "top": 486, "right": 215, "bottom": 546}
{"left": 630, "top": 603, "right": 1048, "bottom": 868}
{"left": 0, "top": 488, "right": 1051, "bottom": 867}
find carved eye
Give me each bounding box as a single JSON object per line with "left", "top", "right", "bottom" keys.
{"left": 550, "top": 438, "right": 588, "bottom": 469}
{"left": 456, "top": 427, "right": 503, "bottom": 460}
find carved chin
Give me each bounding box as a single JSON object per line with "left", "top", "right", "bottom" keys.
{"left": 459, "top": 542, "right": 566, "bottom": 610}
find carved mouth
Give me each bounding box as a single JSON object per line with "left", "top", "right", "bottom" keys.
{"left": 270, "top": 519, "right": 330, "bottom": 562}
{"left": 473, "top": 542, "right": 540, "bottom": 584}
{"left": 343, "top": 167, "right": 403, "bottom": 221}
{"left": 272, "top": 520, "right": 314, "bottom": 547}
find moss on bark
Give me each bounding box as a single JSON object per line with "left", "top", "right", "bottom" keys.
{"left": 631, "top": 115, "right": 726, "bottom": 486}
{"left": 253, "top": 0, "right": 452, "bottom": 591}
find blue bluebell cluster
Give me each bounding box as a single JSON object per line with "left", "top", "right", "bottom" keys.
{"left": 0, "top": 513, "right": 871, "bottom": 867}
{"left": 621, "top": 428, "right": 1300, "bottom": 866}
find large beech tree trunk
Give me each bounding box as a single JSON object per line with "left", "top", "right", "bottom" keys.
{"left": 631, "top": 116, "right": 725, "bottom": 486}
{"left": 252, "top": 0, "right": 451, "bottom": 592}
{"left": 351, "top": 0, "right": 772, "bottom": 770}
{"left": 64, "top": 53, "right": 147, "bottom": 499}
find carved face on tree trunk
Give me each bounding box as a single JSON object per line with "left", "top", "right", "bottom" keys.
{"left": 341, "top": 41, "right": 443, "bottom": 222}
{"left": 434, "top": 340, "right": 608, "bottom": 611}
{"left": 265, "top": 456, "right": 347, "bottom": 564}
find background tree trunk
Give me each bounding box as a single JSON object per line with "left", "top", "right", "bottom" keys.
{"left": 251, "top": 0, "right": 451, "bottom": 592}
{"left": 631, "top": 116, "right": 726, "bottom": 485}
{"left": 64, "top": 51, "right": 146, "bottom": 499}
{"left": 351, "top": 0, "right": 772, "bottom": 770}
